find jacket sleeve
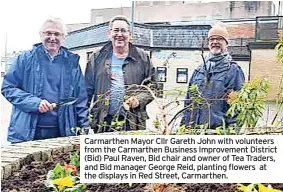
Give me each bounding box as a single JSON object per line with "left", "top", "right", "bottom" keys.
{"left": 74, "top": 59, "right": 89, "bottom": 128}
{"left": 180, "top": 70, "right": 197, "bottom": 127}
{"left": 84, "top": 54, "right": 96, "bottom": 107}
{"left": 225, "top": 63, "right": 245, "bottom": 125}
{"left": 1, "top": 53, "right": 41, "bottom": 113}
{"left": 135, "top": 53, "right": 156, "bottom": 108}
{"left": 231, "top": 65, "right": 245, "bottom": 91}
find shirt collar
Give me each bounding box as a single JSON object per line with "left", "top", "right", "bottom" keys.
{"left": 44, "top": 47, "right": 63, "bottom": 60}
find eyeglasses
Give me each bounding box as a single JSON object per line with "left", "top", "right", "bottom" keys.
{"left": 209, "top": 37, "right": 225, "bottom": 42}
{"left": 42, "top": 31, "right": 63, "bottom": 37}
{"left": 111, "top": 28, "right": 129, "bottom": 34}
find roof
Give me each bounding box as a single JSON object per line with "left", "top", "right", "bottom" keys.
{"left": 64, "top": 20, "right": 255, "bottom": 58}
{"left": 64, "top": 22, "right": 212, "bottom": 50}
{"left": 64, "top": 23, "right": 109, "bottom": 49}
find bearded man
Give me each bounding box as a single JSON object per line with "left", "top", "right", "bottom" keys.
{"left": 180, "top": 23, "right": 245, "bottom": 129}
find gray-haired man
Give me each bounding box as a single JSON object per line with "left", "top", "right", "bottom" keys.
{"left": 1, "top": 17, "right": 89, "bottom": 143}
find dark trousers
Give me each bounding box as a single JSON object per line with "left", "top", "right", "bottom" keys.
{"left": 94, "top": 115, "right": 131, "bottom": 133}
{"left": 34, "top": 127, "right": 61, "bottom": 140}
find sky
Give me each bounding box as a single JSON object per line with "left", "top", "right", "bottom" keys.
{"left": 0, "top": 0, "right": 280, "bottom": 57}
{"left": 0, "top": 0, "right": 133, "bottom": 56}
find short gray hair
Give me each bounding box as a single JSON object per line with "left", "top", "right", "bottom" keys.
{"left": 109, "top": 15, "right": 130, "bottom": 29}
{"left": 39, "top": 17, "right": 67, "bottom": 36}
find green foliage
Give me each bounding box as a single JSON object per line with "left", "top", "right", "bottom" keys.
{"left": 271, "top": 31, "right": 283, "bottom": 126}
{"left": 275, "top": 31, "right": 283, "bottom": 67}
{"left": 88, "top": 114, "right": 94, "bottom": 127}
{"left": 216, "top": 126, "right": 234, "bottom": 135}
{"left": 63, "top": 184, "right": 87, "bottom": 192}
{"left": 194, "top": 123, "right": 208, "bottom": 130}
{"left": 153, "top": 116, "right": 161, "bottom": 129}
{"left": 215, "top": 120, "right": 235, "bottom": 135}
{"left": 163, "top": 90, "right": 170, "bottom": 98}
{"left": 45, "top": 149, "right": 85, "bottom": 191}
{"left": 104, "top": 99, "right": 110, "bottom": 106}
{"left": 175, "top": 123, "right": 208, "bottom": 135}
{"left": 162, "top": 88, "right": 186, "bottom": 99}
{"left": 109, "top": 115, "right": 126, "bottom": 130}
{"left": 110, "top": 120, "right": 125, "bottom": 129}
{"left": 183, "top": 84, "right": 206, "bottom": 128}
{"left": 49, "top": 163, "right": 69, "bottom": 180}
{"left": 226, "top": 78, "right": 270, "bottom": 128}
{"left": 70, "top": 151, "right": 80, "bottom": 168}
{"left": 45, "top": 162, "right": 86, "bottom": 192}
{"left": 237, "top": 183, "right": 282, "bottom": 192}
{"left": 71, "top": 127, "right": 88, "bottom": 136}
{"left": 189, "top": 84, "right": 205, "bottom": 105}
{"left": 124, "top": 131, "right": 155, "bottom": 135}
{"left": 176, "top": 125, "right": 186, "bottom": 135}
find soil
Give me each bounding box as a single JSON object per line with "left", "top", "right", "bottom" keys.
{"left": 2, "top": 151, "right": 283, "bottom": 192}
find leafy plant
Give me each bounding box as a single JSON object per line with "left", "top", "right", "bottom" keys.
{"left": 70, "top": 151, "right": 80, "bottom": 168}
{"left": 271, "top": 31, "right": 283, "bottom": 126}
{"left": 45, "top": 162, "right": 86, "bottom": 192}
{"left": 237, "top": 183, "right": 282, "bottom": 192}
{"left": 153, "top": 117, "right": 161, "bottom": 129}
{"left": 45, "top": 150, "right": 85, "bottom": 192}
{"left": 226, "top": 78, "right": 270, "bottom": 128}
{"left": 110, "top": 116, "right": 126, "bottom": 130}
{"left": 275, "top": 30, "right": 283, "bottom": 66}
{"left": 71, "top": 127, "right": 88, "bottom": 136}
{"left": 176, "top": 125, "right": 186, "bottom": 135}
{"left": 216, "top": 119, "right": 235, "bottom": 135}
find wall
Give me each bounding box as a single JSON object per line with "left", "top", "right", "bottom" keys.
{"left": 151, "top": 50, "right": 250, "bottom": 93}
{"left": 72, "top": 47, "right": 102, "bottom": 75}
{"left": 250, "top": 49, "right": 282, "bottom": 101}
{"left": 151, "top": 50, "right": 207, "bottom": 92}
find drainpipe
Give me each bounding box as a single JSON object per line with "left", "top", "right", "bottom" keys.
{"left": 131, "top": 1, "right": 135, "bottom": 33}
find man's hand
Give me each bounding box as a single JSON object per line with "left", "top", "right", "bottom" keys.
{"left": 38, "top": 99, "right": 54, "bottom": 113}
{"left": 125, "top": 96, "right": 140, "bottom": 109}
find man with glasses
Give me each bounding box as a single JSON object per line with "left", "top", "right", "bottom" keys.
{"left": 180, "top": 23, "right": 245, "bottom": 129}
{"left": 85, "top": 15, "right": 155, "bottom": 133}
{"left": 1, "top": 17, "right": 89, "bottom": 143}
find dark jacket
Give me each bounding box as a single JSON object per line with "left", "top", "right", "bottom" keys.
{"left": 85, "top": 42, "right": 156, "bottom": 131}
{"left": 1, "top": 43, "right": 89, "bottom": 143}
{"left": 180, "top": 59, "right": 245, "bottom": 129}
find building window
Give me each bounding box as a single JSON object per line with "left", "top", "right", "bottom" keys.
{"left": 157, "top": 67, "right": 167, "bottom": 82}
{"left": 87, "top": 51, "right": 93, "bottom": 61}
{"left": 176, "top": 68, "right": 188, "bottom": 83}
{"left": 95, "top": 16, "right": 104, "bottom": 24}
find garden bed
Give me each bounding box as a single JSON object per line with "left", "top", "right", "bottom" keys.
{"left": 2, "top": 149, "right": 283, "bottom": 192}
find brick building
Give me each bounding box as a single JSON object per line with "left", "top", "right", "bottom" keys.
{"left": 248, "top": 16, "right": 283, "bottom": 101}
{"left": 67, "top": 1, "right": 276, "bottom": 33}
